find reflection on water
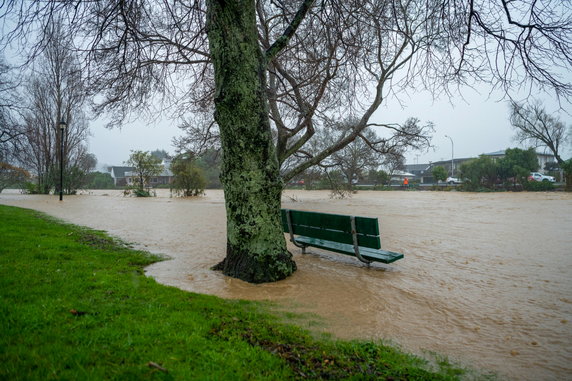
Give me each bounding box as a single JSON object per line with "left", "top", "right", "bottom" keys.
{"left": 2, "top": 189, "right": 571, "bottom": 380}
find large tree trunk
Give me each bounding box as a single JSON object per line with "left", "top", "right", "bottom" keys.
{"left": 206, "top": 0, "right": 296, "bottom": 283}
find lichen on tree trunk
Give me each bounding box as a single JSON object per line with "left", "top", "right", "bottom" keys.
{"left": 206, "top": 0, "right": 296, "bottom": 283}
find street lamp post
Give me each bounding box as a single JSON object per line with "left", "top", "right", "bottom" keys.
{"left": 59, "top": 120, "right": 67, "bottom": 201}
{"left": 444, "top": 135, "right": 454, "bottom": 177}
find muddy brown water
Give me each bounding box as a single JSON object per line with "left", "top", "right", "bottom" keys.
{"left": 1, "top": 189, "right": 571, "bottom": 380}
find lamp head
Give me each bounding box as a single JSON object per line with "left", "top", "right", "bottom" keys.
{"left": 59, "top": 120, "right": 67, "bottom": 131}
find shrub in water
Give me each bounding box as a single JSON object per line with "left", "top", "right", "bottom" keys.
{"left": 524, "top": 180, "right": 554, "bottom": 191}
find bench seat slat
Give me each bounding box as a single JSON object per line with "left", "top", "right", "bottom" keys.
{"left": 286, "top": 224, "right": 381, "bottom": 249}
{"left": 294, "top": 237, "right": 404, "bottom": 264}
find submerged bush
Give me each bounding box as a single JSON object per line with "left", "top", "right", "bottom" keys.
{"left": 21, "top": 181, "right": 39, "bottom": 194}
{"left": 123, "top": 187, "right": 156, "bottom": 197}
{"left": 524, "top": 180, "right": 554, "bottom": 191}
{"left": 170, "top": 154, "right": 207, "bottom": 197}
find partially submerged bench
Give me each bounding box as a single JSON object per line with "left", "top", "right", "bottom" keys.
{"left": 281, "top": 209, "right": 404, "bottom": 265}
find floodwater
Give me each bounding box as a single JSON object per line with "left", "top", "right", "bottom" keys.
{"left": 1, "top": 189, "right": 571, "bottom": 380}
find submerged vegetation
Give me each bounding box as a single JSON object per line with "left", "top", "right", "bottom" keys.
{"left": 0, "top": 205, "right": 470, "bottom": 380}
{"left": 170, "top": 153, "right": 207, "bottom": 197}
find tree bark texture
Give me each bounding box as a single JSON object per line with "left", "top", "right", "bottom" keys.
{"left": 206, "top": 0, "right": 296, "bottom": 283}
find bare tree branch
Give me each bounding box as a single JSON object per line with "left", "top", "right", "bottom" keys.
{"left": 510, "top": 100, "right": 570, "bottom": 165}
{"left": 266, "top": 0, "right": 315, "bottom": 61}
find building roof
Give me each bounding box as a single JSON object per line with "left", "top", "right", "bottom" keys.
{"left": 159, "top": 167, "right": 173, "bottom": 177}
{"left": 124, "top": 168, "right": 173, "bottom": 178}
{"left": 482, "top": 150, "right": 506, "bottom": 156}
{"left": 390, "top": 170, "right": 416, "bottom": 178}
{"left": 405, "top": 163, "right": 431, "bottom": 172}
{"left": 430, "top": 157, "right": 473, "bottom": 167}
{"left": 482, "top": 149, "right": 555, "bottom": 158}
{"left": 160, "top": 159, "right": 173, "bottom": 177}
{"left": 109, "top": 166, "right": 135, "bottom": 178}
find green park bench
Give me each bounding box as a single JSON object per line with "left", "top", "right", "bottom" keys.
{"left": 281, "top": 209, "right": 404, "bottom": 265}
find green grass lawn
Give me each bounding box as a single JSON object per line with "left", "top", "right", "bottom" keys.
{"left": 0, "top": 205, "right": 467, "bottom": 380}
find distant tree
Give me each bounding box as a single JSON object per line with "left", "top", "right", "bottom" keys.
{"left": 170, "top": 154, "right": 207, "bottom": 197}
{"left": 299, "top": 167, "right": 322, "bottom": 190}
{"left": 304, "top": 118, "right": 431, "bottom": 189}
{"left": 543, "top": 160, "right": 565, "bottom": 182}
{"left": 0, "top": 56, "right": 21, "bottom": 150}
{"left": 12, "top": 24, "right": 90, "bottom": 194}
{"left": 78, "top": 153, "right": 97, "bottom": 174}
{"left": 86, "top": 172, "right": 115, "bottom": 189}
{"left": 460, "top": 156, "right": 499, "bottom": 190}
{"left": 432, "top": 166, "right": 448, "bottom": 183}
{"left": 562, "top": 160, "right": 572, "bottom": 191}
{"left": 125, "top": 151, "right": 163, "bottom": 196}
{"left": 497, "top": 148, "right": 538, "bottom": 186}
{"left": 0, "top": 162, "right": 29, "bottom": 192}
{"left": 172, "top": 147, "right": 222, "bottom": 188}
{"left": 323, "top": 170, "right": 352, "bottom": 199}
{"left": 510, "top": 101, "right": 571, "bottom": 190}
{"left": 0, "top": 108, "right": 19, "bottom": 167}
{"left": 173, "top": 113, "right": 220, "bottom": 158}
{"left": 150, "top": 149, "right": 171, "bottom": 161}
{"left": 193, "top": 149, "right": 222, "bottom": 188}
{"left": 367, "top": 169, "right": 390, "bottom": 187}
{"left": 328, "top": 128, "right": 390, "bottom": 187}
{"left": 384, "top": 152, "right": 406, "bottom": 179}
{"left": 62, "top": 167, "right": 86, "bottom": 195}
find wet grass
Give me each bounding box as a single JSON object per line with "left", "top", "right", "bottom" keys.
{"left": 0, "top": 204, "right": 468, "bottom": 380}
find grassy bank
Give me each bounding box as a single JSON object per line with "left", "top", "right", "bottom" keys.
{"left": 0, "top": 205, "right": 465, "bottom": 380}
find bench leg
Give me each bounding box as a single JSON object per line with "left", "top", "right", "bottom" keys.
{"left": 286, "top": 209, "right": 308, "bottom": 254}
{"left": 350, "top": 216, "right": 372, "bottom": 265}
{"left": 289, "top": 239, "right": 308, "bottom": 254}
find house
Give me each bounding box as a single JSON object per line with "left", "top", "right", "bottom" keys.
{"left": 481, "top": 150, "right": 556, "bottom": 173}
{"left": 404, "top": 163, "right": 434, "bottom": 184}
{"left": 426, "top": 157, "right": 474, "bottom": 178}
{"left": 405, "top": 149, "right": 559, "bottom": 185}
{"left": 389, "top": 170, "right": 416, "bottom": 184}
{"left": 108, "top": 166, "right": 135, "bottom": 186}
{"left": 124, "top": 159, "right": 174, "bottom": 187}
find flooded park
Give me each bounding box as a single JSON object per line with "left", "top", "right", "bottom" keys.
{"left": 1, "top": 189, "right": 571, "bottom": 380}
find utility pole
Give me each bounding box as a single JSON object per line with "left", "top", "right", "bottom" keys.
{"left": 59, "top": 120, "right": 67, "bottom": 201}
{"left": 444, "top": 135, "right": 454, "bottom": 177}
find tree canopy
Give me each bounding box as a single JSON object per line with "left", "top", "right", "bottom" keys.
{"left": 3, "top": 25, "right": 91, "bottom": 194}
{"left": 509, "top": 101, "right": 572, "bottom": 190}
{"left": 125, "top": 150, "right": 164, "bottom": 196}
{"left": 170, "top": 153, "right": 207, "bottom": 197}
{"left": 432, "top": 166, "right": 448, "bottom": 183}
{"left": 510, "top": 101, "right": 571, "bottom": 166}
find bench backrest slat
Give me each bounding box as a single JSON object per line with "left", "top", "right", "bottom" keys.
{"left": 281, "top": 209, "right": 381, "bottom": 249}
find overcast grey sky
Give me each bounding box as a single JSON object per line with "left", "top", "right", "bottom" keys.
{"left": 88, "top": 85, "right": 571, "bottom": 170}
